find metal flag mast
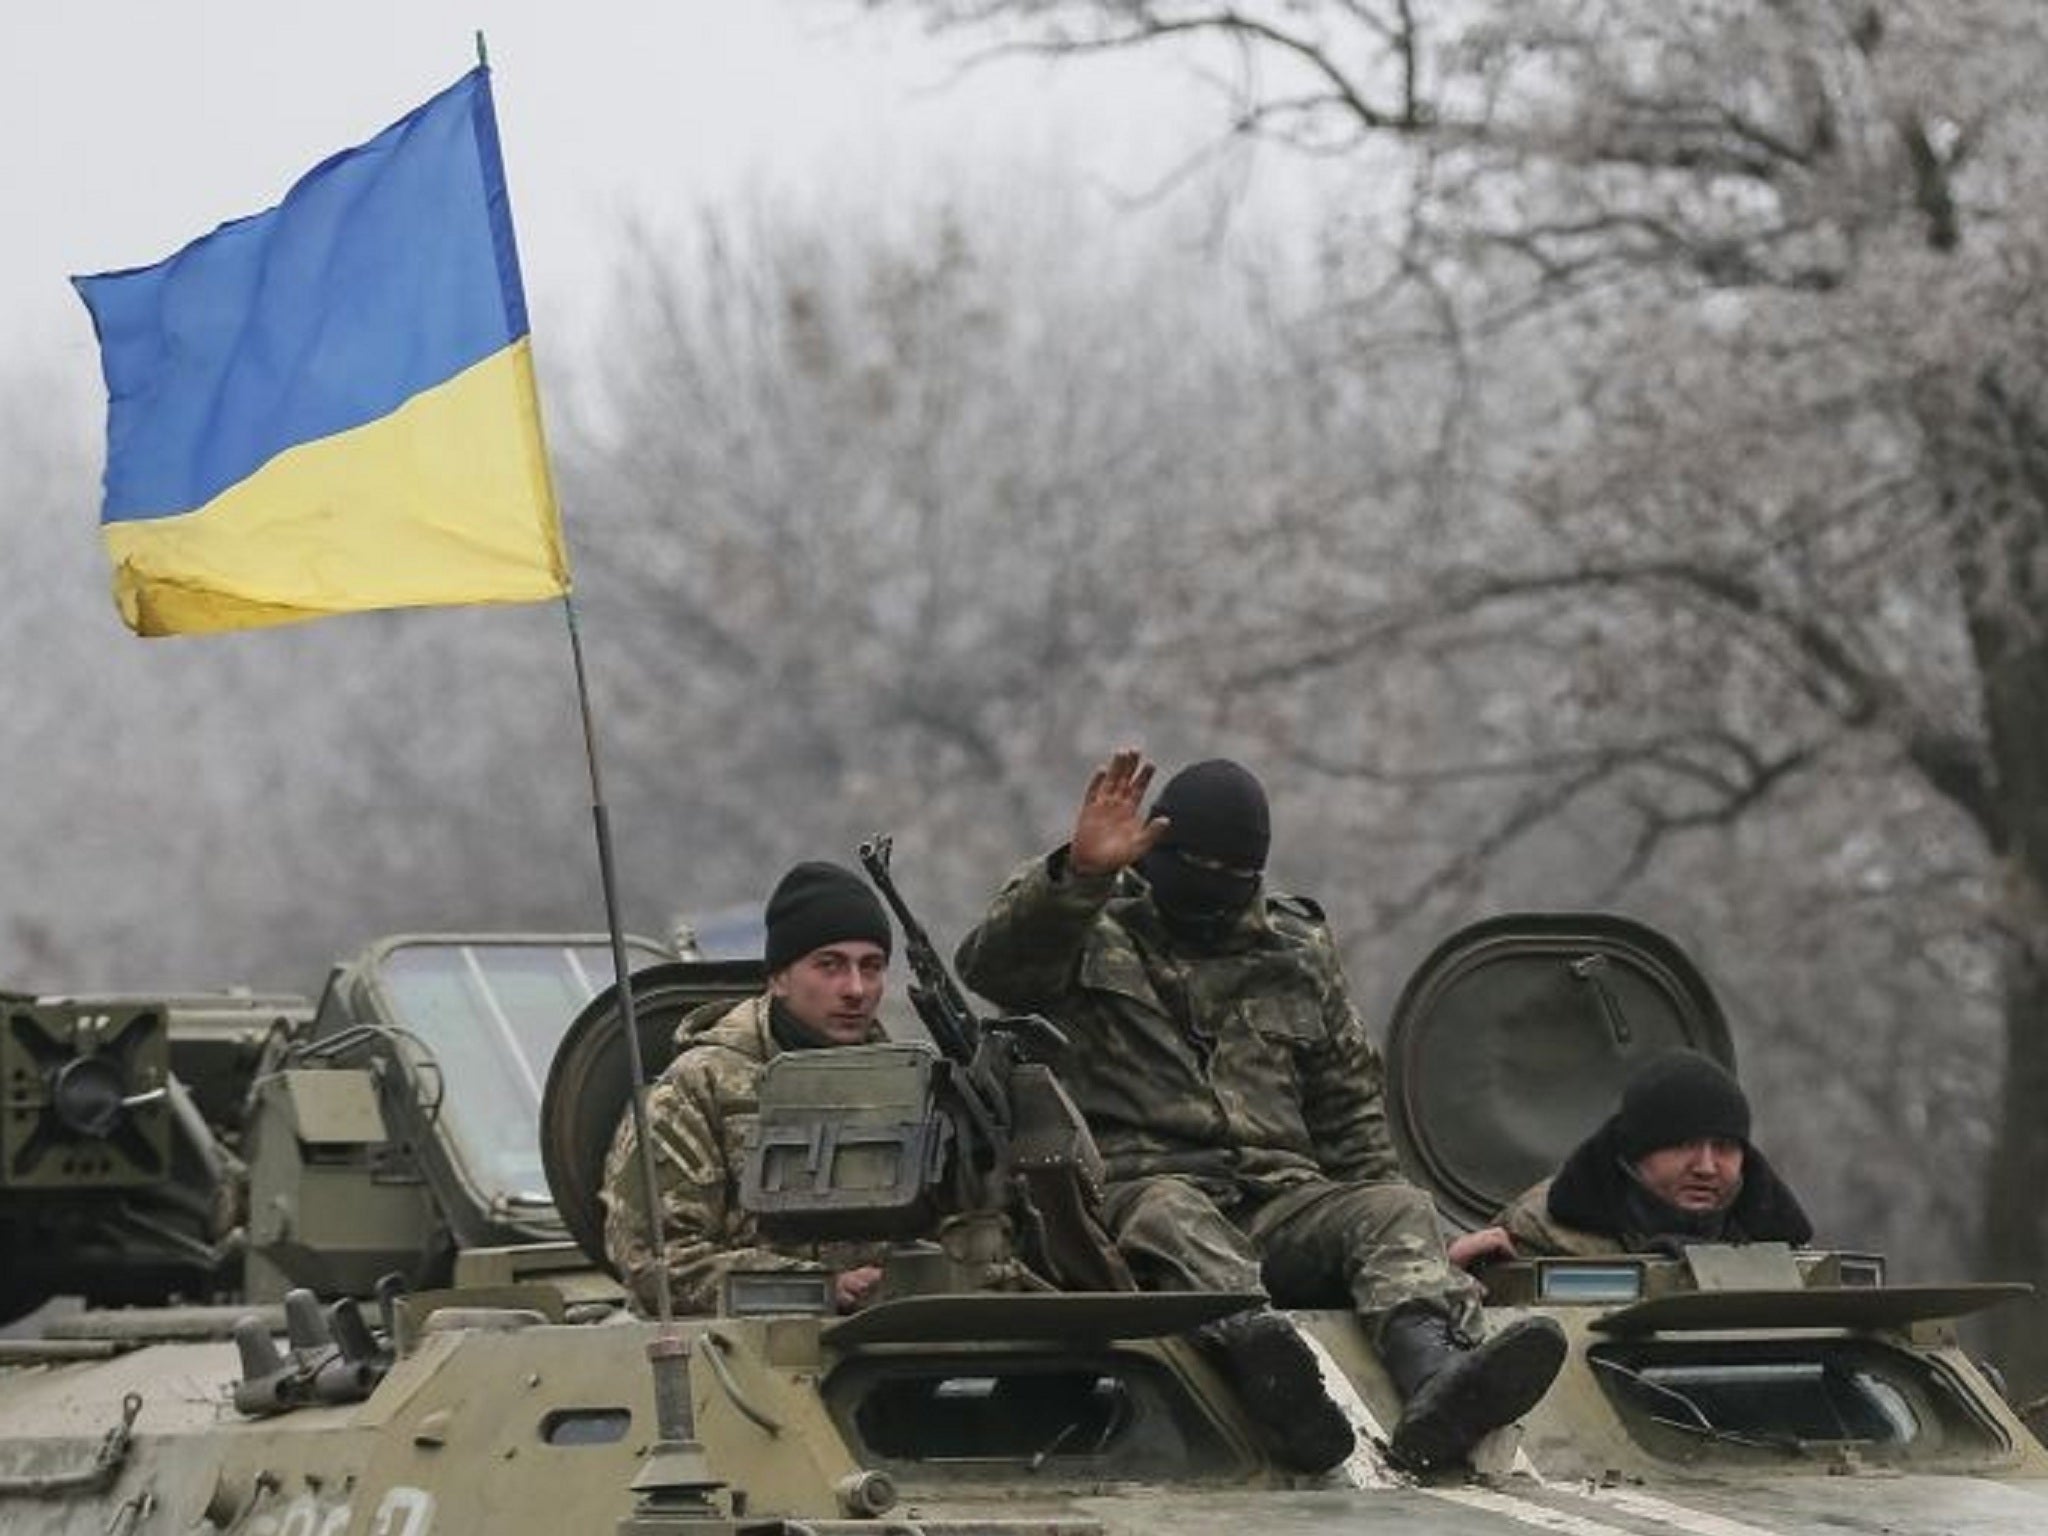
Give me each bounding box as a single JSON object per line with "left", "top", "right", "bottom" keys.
{"left": 467, "top": 29, "right": 676, "bottom": 1339}
{"left": 558, "top": 594, "right": 672, "bottom": 1330}
{"left": 480, "top": 26, "right": 728, "bottom": 1521}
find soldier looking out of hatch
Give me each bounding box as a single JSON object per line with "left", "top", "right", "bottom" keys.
{"left": 601, "top": 861, "right": 895, "bottom": 1316}
{"left": 1449, "top": 1049, "right": 1813, "bottom": 1267}
{"left": 954, "top": 748, "right": 1567, "bottom": 1475}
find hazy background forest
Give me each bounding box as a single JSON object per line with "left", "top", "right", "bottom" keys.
{"left": 6, "top": 2, "right": 2048, "bottom": 1395}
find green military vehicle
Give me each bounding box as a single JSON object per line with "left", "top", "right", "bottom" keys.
{"left": 1, "top": 907, "right": 2042, "bottom": 1534}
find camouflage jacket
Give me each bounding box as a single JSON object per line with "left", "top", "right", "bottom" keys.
{"left": 954, "top": 849, "right": 1403, "bottom": 1196}
{"left": 1496, "top": 1178, "right": 1623, "bottom": 1258}
{"left": 601, "top": 995, "right": 884, "bottom": 1315}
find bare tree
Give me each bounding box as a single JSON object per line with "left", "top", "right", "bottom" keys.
{"left": 5, "top": 179, "right": 1322, "bottom": 982}
{"left": 893, "top": 0, "right": 2048, "bottom": 1389}
{"left": 559, "top": 193, "right": 1300, "bottom": 932}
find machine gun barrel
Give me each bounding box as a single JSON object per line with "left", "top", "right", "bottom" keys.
{"left": 857, "top": 835, "right": 981, "bottom": 1064}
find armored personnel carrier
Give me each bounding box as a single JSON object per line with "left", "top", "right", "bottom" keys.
{"left": 0, "top": 911, "right": 2042, "bottom": 1535}
{"left": 2, "top": 932, "right": 674, "bottom": 1329}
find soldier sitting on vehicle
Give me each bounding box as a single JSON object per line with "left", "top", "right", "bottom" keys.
{"left": 955, "top": 748, "right": 1567, "bottom": 1476}
{"left": 602, "top": 861, "right": 895, "bottom": 1316}
{"left": 1448, "top": 1050, "right": 1813, "bottom": 1268}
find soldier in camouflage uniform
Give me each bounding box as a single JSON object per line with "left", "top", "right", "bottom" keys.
{"left": 603, "top": 861, "right": 895, "bottom": 1317}
{"left": 1449, "top": 1050, "right": 1812, "bottom": 1266}
{"left": 955, "top": 750, "right": 1566, "bottom": 1474}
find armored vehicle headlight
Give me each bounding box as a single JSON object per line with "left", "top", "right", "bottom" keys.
{"left": 1537, "top": 1261, "right": 1645, "bottom": 1303}
{"left": 1835, "top": 1253, "right": 1886, "bottom": 1288}
{"left": 723, "top": 1271, "right": 834, "bottom": 1317}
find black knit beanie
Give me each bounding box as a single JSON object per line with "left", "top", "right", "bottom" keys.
{"left": 1615, "top": 1050, "right": 1751, "bottom": 1161}
{"left": 763, "top": 861, "right": 893, "bottom": 972}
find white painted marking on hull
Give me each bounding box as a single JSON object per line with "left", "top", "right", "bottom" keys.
{"left": 1593, "top": 1486, "right": 1786, "bottom": 1536}
{"left": 1295, "top": 1326, "right": 1401, "bottom": 1488}
{"left": 1290, "top": 1323, "right": 1785, "bottom": 1536}
{"left": 1431, "top": 1485, "right": 1647, "bottom": 1536}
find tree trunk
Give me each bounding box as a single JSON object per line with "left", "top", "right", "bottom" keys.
{"left": 1954, "top": 366, "right": 2048, "bottom": 1398}
{"left": 1975, "top": 639, "right": 2048, "bottom": 1398}
{"left": 1980, "top": 904, "right": 2048, "bottom": 1399}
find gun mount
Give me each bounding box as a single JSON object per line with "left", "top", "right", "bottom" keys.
{"left": 1, "top": 987, "right": 309, "bottom": 1324}
{"left": 1, "top": 932, "right": 671, "bottom": 1327}
{"left": 541, "top": 837, "right": 1130, "bottom": 1312}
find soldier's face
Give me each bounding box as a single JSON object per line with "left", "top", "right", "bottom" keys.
{"left": 770, "top": 941, "right": 888, "bottom": 1044}
{"left": 1634, "top": 1137, "right": 1745, "bottom": 1213}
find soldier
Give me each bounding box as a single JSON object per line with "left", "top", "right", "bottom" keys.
{"left": 955, "top": 749, "right": 1566, "bottom": 1475}
{"left": 602, "top": 861, "right": 895, "bottom": 1316}
{"left": 1448, "top": 1049, "right": 1812, "bottom": 1267}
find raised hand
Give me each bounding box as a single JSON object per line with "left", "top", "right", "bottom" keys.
{"left": 1070, "top": 748, "right": 1171, "bottom": 877}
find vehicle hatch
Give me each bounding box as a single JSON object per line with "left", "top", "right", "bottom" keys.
{"left": 1383, "top": 912, "right": 1733, "bottom": 1228}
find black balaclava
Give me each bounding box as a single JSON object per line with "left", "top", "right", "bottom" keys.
{"left": 1137, "top": 759, "right": 1271, "bottom": 946}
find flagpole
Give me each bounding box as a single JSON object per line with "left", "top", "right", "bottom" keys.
{"left": 561, "top": 590, "right": 675, "bottom": 1332}
{"left": 479, "top": 21, "right": 670, "bottom": 1335}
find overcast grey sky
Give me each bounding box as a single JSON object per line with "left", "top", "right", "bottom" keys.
{"left": 5, "top": 2, "right": 1263, "bottom": 380}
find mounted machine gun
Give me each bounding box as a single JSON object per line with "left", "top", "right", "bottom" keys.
{"left": 735, "top": 837, "right": 1130, "bottom": 1298}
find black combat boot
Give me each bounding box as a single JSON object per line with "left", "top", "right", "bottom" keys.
{"left": 1379, "top": 1306, "right": 1566, "bottom": 1472}
{"left": 1196, "top": 1308, "right": 1357, "bottom": 1475}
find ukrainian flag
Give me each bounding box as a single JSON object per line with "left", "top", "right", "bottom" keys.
{"left": 73, "top": 67, "right": 569, "bottom": 637}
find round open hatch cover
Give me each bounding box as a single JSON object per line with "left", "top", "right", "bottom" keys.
{"left": 540, "top": 959, "right": 767, "bottom": 1271}
{"left": 1383, "top": 913, "right": 1733, "bottom": 1231}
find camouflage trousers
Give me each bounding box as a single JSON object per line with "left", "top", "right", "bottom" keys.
{"left": 1100, "top": 1174, "right": 1483, "bottom": 1342}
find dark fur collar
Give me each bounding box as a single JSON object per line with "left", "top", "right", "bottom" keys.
{"left": 1546, "top": 1117, "right": 1813, "bottom": 1246}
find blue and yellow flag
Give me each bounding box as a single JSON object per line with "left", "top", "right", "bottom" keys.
{"left": 73, "top": 67, "right": 569, "bottom": 637}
